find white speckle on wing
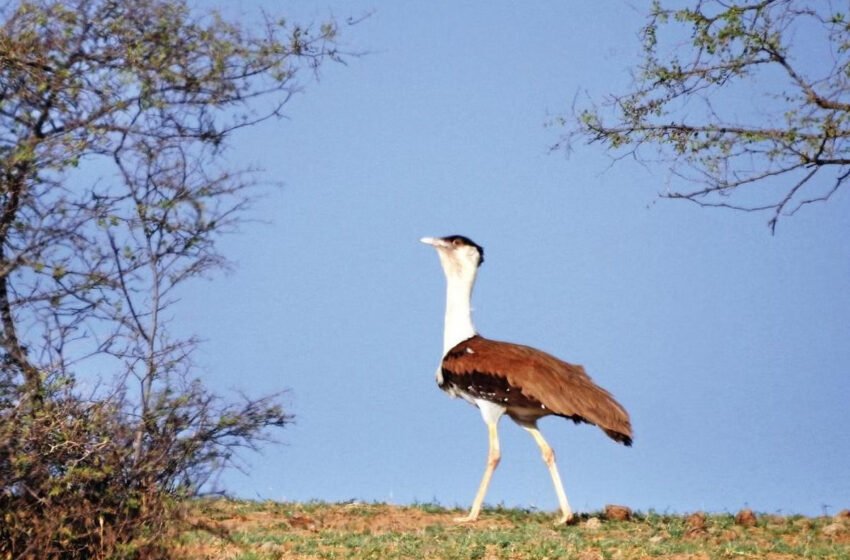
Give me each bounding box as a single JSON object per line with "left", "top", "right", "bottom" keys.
{"left": 466, "top": 347, "right": 475, "bottom": 354}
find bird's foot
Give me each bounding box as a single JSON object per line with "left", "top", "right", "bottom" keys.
{"left": 453, "top": 513, "right": 480, "bottom": 524}
{"left": 554, "top": 511, "right": 575, "bottom": 526}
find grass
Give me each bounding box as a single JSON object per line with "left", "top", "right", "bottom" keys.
{"left": 173, "top": 499, "right": 850, "bottom": 559}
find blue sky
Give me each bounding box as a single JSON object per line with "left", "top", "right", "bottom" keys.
{"left": 173, "top": 1, "right": 850, "bottom": 516}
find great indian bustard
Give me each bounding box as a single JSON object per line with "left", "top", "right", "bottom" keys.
{"left": 421, "top": 235, "right": 632, "bottom": 524}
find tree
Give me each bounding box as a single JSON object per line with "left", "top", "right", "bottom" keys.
{"left": 0, "top": 0, "right": 348, "bottom": 557}
{"left": 562, "top": 0, "right": 850, "bottom": 232}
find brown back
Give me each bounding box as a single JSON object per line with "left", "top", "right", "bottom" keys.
{"left": 442, "top": 336, "right": 633, "bottom": 445}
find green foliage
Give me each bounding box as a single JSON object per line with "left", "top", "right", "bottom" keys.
{"left": 563, "top": 0, "right": 850, "bottom": 232}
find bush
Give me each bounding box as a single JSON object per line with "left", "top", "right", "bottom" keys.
{"left": 0, "top": 388, "right": 174, "bottom": 559}
{"left": 0, "top": 0, "right": 342, "bottom": 555}
{"left": 0, "top": 374, "right": 290, "bottom": 559}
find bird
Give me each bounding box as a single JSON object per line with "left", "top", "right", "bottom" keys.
{"left": 420, "top": 234, "right": 632, "bottom": 524}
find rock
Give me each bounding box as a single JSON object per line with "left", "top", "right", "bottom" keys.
{"left": 648, "top": 535, "right": 665, "bottom": 544}
{"left": 718, "top": 528, "right": 740, "bottom": 542}
{"left": 584, "top": 517, "right": 602, "bottom": 531}
{"left": 823, "top": 522, "right": 847, "bottom": 536}
{"left": 794, "top": 517, "right": 814, "bottom": 530}
{"left": 685, "top": 512, "right": 707, "bottom": 537}
{"left": 287, "top": 514, "right": 317, "bottom": 531}
{"left": 735, "top": 508, "right": 757, "bottom": 527}
{"left": 686, "top": 512, "right": 706, "bottom": 529}
{"left": 604, "top": 504, "right": 632, "bottom": 521}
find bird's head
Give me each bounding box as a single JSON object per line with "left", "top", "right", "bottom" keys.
{"left": 420, "top": 235, "right": 484, "bottom": 281}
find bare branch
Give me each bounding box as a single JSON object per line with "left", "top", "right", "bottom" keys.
{"left": 0, "top": 1, "right": 356, "bottom": 555}
{"left": 563, "top": 0, "right": 850, "bottom": 231}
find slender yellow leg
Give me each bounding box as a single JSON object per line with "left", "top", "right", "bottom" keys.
{"left": 524, "top": 425, "right": 573, "bottom": 524}
{"left": 455, "top": 420, "right": 501, "bottom": 523}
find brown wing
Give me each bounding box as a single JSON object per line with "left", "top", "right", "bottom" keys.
{"left": 442, "top": 336, "right": 632, "bottom": 445}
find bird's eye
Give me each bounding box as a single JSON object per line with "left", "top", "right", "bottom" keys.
{"left": 452, "top": 238, "right": 463, "bottom": 247}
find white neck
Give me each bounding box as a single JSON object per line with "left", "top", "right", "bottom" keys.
{"left": 442, "top": 269, "right": 477, "bottom": 355}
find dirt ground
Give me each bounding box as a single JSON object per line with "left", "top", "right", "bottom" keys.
{"left": 176, "top": 500, "right": 850, "bottom": 560}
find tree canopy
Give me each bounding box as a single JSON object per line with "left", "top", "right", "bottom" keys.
{"left": 0, "top": 1, "right": 349, "bottom": 557}
{"left": 563, "top": 0, "right": 850, "bottom": 231}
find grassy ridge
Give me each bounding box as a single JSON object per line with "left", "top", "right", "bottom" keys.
{"left": 174, "top": 499, "right": 850, "bottom": 559}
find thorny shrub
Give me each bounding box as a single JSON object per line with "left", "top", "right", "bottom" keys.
{"left": 1, "top": 384, "right": 176, "bottom": 559}
{"left": 0, "top": 375, "right": 290, "bottom": 559}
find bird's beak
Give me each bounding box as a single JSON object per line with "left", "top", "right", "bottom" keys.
{"left": 420, "top": 236, "right": 448, "bottom": 248}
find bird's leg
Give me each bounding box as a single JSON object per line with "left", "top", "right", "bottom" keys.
{"left": 523, "top": 425, "right": 573, "bottom": 524}
{"left": 455, "top": 420, "right": 500, "bottom": 523}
